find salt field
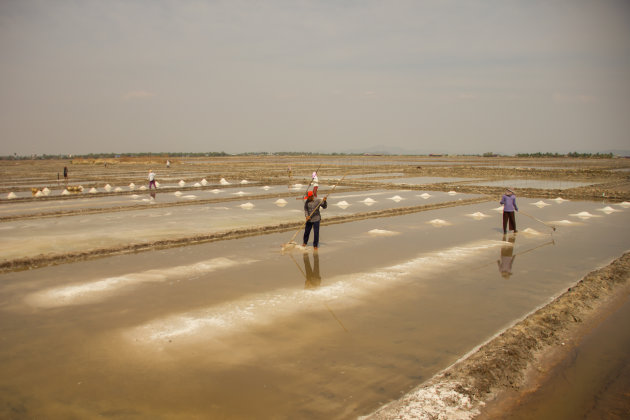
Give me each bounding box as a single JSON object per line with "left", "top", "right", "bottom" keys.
{"left": 1, "top": 156, "right": 629, "bottom": 419}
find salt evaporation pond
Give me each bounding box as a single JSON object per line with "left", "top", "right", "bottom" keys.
{"left": 0, "top": 190, "right": 477, "bottom": 261}
{"left": 371, "top": 176, "right": 478, "bottom": 185}
{"left": 0, "top": 199, "right": 627, "bottom": 419}
{"left": 468, "top": 179, "right": 596, "bottom": 190}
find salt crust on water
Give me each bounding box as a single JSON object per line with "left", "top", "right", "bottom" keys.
{"left": 124, "top": 240, "right": 506, "bottom": 344}
{"left": 183, "top": 195, "right": 196, "bottom": 199}
{"left": 25, "top": 257, "right": 254, "bottom": 308}
{"left": 428, "top": 219, "right": 450, "bottom": 227}
{"left": 274, "top": 198, "right": 288, "bottom": 204}
{"left": 239, "top": 202, "right": 255, "bottom": 209}
{"left": 368, "top": 229, "right": 399, "bottom": 236}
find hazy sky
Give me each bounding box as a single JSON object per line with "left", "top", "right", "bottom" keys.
{"left": 1, "top": 0, "right": 629, "bottom": 155}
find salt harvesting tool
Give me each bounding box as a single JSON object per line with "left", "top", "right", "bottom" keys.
{"left": 519, "top": 210, "right": 557, "bottom": 232}
{"left": 281, "top": 174, "right": 347, "bottom": 253}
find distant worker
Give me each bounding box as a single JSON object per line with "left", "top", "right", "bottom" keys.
{"left": 303, "top": 190, "right": 327, "bottom": 249}
{"left": 166, "top": 160, "right": 170, "bottom": 168}
{"left": 500, "top": 188, "right": 518, "bottom": 234}
{"left": 311, "top": 171, "right": 319, "bottom": 196}
{"left": 63, "top": 166, "right": 68, "bottom": 184}
{"left": 148, "top": 169, "right": 157, "bottom": 190}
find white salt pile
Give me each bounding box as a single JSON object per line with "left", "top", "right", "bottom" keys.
{"left": 234, "top": 191, "right": 247, "bottom": 196}
{"left": 104, "top": 184, "right": 112, "bottom": 192}
{"left": 552, "top": 220, "right": 575, "bottom": 226}
{"left": 274, "top": 199, "right": 288, "bottom": 207}
{"left": 220, "top": 178, "right": 230, "bottom": 185}
{"left": 240, "top": 180, "right": 249, "bottom": 184}
{"left": 155, "top": 181, "right": 160, "bottom": 187}
{"left": 362, "top": 197, "right": 376, "bottom": 203}
{"left": 336, "top": 200, "right": 351, "bottom": 209}
{"left": 447, "top": 190, "right": 458, "bottom": 195}
{"left": 62, "top": 189, "right": 70, "bottom": 195}
{"left": 114, "top": 187, "right": 123, "bottom": 192}
{"left": 388, "top": 195, "right": 404, "bottom": 202}
{"left": 618, "top": 201, "right": 630, "bottom": 208}
{"left": 201, "top": 179, "right": 208, "bottom": 186}
{"left": 467, "top": 212, "right": 490, "bottom": 220}
{"left": 131, "top": 194, "right": 140, "bottom": 199}
{"left": 553, "top": 197, "right": 568, "bottom": 203}
{"left": 194, "top": 182, "right": 201, "bottom": 187}
{"left": 262, "top": 186, "right": 271, "bottom": 190}
{"left": 368, "top": 229, "right": 399, "bottom": 236}
{"left": 521, "top": 228, "right": 543, "bottom": 236}
{"left": 292, "top": 183, "right": 303, "bottom": 188}
{"left": 178, "top": 180, "right": 186, "bottom": 187}
{"left": 7, "top": 192, "right": 17, "bottom": 199}
{"left": 174, "top": 191, "right": 183, "bottom": 197}
{"left": 531, "top": 200, "right": 550, "bottom": 208}
{"left": 129, "top": 183, "right": 135, "bottom": 190}
{"left": 428, "top": 219, "right": 451, "bottom": 227}
{"left": 598, "top": 206, "right": 620, "bottom": 214}
{"left": 183, "top": 195, "right": 196, "bottom": 199}
{"left": 35, "top": 190, "right": 44, "bottom": 197}
{"left": 570, "top": 211, "right": 599, "bottom": 219}
{"left": 211, "top": 189, "right": 221, "bottom": 194}
{"left": 42, "top": 187, "right": 51, "bottom": 196}
{"left": 239, "top": 202, "right": 255, "bottom": 209}
{"left": 89, "top": 187, "right": 98, "bottom": 193}
{"left": 419, "top": 193, "right": 432, "bottom": 199}
{"left": 139, "top": 186, "right": 147, "bottom": 191}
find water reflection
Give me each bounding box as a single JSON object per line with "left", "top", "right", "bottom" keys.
{"left": 498, "top": 235, "right": 516, "bottom": 278}
{"left": 150, "top": 190, "right": 156, "bottom": 200}
{"left": 303, "top": 252, "right": 322, "bottom": 289}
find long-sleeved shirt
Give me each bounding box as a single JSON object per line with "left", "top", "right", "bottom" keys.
{"left": 500, "top": 194, "right": 518, "bottom": 212}
{"left": 304, "top": 198, "right": 327, "bottom": 222}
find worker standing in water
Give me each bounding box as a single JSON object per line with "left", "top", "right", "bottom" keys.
{"left": 148, "top": 169, "right": 157, "bottom": 190}
{"left": 303, "top": 190, "right": 327, "bottom": 249}
{"left": 500, "top": 188, "right": 518, "bottom": 234}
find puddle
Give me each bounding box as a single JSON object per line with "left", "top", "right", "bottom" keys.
{"left": 0, "top": 200, "right": 628, "bottom": 418}
{"left": 467, "top": 179, "right": 596, "bottom": 190}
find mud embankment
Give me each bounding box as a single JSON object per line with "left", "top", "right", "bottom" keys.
{"left": 0, "top": 197, "right": 490, "bottom": 273}
{"left": 364, "top": 251, "right": 630, "bottom": 420}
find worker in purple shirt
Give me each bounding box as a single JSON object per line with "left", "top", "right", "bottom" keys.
{"left": 500, "top": 188, "right": 518, "bottom": 234}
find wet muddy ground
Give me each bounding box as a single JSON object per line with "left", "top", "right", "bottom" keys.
{"left": 1, "top": 156, "right": 629, "bottom": 419}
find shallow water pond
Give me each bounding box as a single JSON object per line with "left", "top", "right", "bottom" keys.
{"left": 0, "top": 199, "right": 628, "bottom": 419}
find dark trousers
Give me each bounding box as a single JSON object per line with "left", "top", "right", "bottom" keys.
{"left": 303, "top": 221, "right": 320, "bottom": 247}
{"left": 503, "top": 211, "right": 516, "bottom": 232}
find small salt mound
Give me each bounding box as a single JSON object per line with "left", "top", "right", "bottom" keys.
{"left": 42, "top": 187, "right": 51, "bottom": 195}
{"left": 531, "top": 200, "right": 550, "bottom": 208}
{"left": 104, "top": 184, "right": 112, "bottom": 192}
{"left": 62, "top": 189, "right": 70, "bottom": 195}
{"left": 155, "top": 181, "right": 160, "bottom": 187}
{"left": 553, "top": 197, "right": 568, "bottom": 203}
{"left": 139, "top": 186, "right": 147, "bottom": 191}
{"left": 362, "top": 197, "right": 376, "bottom": 203}
{"left": 174, "top": 191, "right": 183, "bottom": 197}
{"left": 618, "top": 201, "right": 630, "bottom": 208}
{"left": 262, "top": 186, "right": 271, "bottom": 190}
{"left": 183, "top": 195, "right": 196, "bottom": 199}
{"left": 336, "top": 200, "right": 351, "bottom": 209}
{"left": 598, "top": 206, "right": 620, "bottom": 214}
{"left": 240, "top": 180, "right": 249, "bottom": 184}
{"left": 89, "top": 187, "right": 98, "bottom": 193}
{"left": 428, "top": 219, "right": 451, "bottom": 227}
{"left": 7, "top": 192, "right": 17, "bottom": 199}
{"left": 447, "top": 191, "right": 458, "bottom": 195}
{"left": 234, "top": 191, "right": 247, "bottom": 196}
{"left": 129, "top": 183, "right": 135, "bottom": 190}
{"left": 239, "top": 202, "right": 255, "bottom": 209}
{"left": 220, "top": 178, "right": 230, "bottom": 185}
{"left": 114, "top": 187, "right": 123, "bottom": 192}
{"left": 552, "top": 220, "right": 575, "bottom": 226}
{"left": 492, "top": 206, "right": 504, "bottom": 212}
{"left": 419, "top": 193, "right": 432, "bottom": 199}
{"left": 368, "top": 229, "right": 399, "bottom": 236}
{"left": 34, "top": 190, "right": 43, "bottom": 197}
{"left": 570, "top": 211, "right": 599, "bottom": 219}
{"left": 274, "top": 198, "right": 288, "bottom": 207}
{"left": 292, "top": 183, "right": 303, "bottom": 188}
{"left": 211, "top": 189, "right": 221, "bottom": 194}
{"left": 201, "top": 179, "right": 208, "bottom": 186}
{"left": 194, "top": 182, "right": 201, "bottom": 187}
{"left": 388, "top": 195, "right": 404, "bottom": 202}
{"left": 521, "top": 228, "right": 543, "bottom": 236}
{"left": 131, "top": 194, "right": 140, "bottom": 199}
{"left": 467, "top": 212, "right": 490, "bottom": 220}
{"left": 178, "top": 180, "right": 186, "bottom": 187}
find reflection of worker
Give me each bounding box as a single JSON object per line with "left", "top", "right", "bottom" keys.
{"left": 148, "top": 170, "right": 157, "bottom": 190}
{"left": 303, "top": 252, "right": 321, "bottom": 289}
{"left": 498, "top": 235, "right": 516, "bottom": 278}
{"left": 303, "top": 191, "right": 327, "bottom": 249}
{"left": 500, "top": 188, "right": 518, "bottom": 234}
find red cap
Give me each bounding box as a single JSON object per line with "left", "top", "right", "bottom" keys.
{"left": 307, "top": 191, "right": 313, "bottom": 197}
